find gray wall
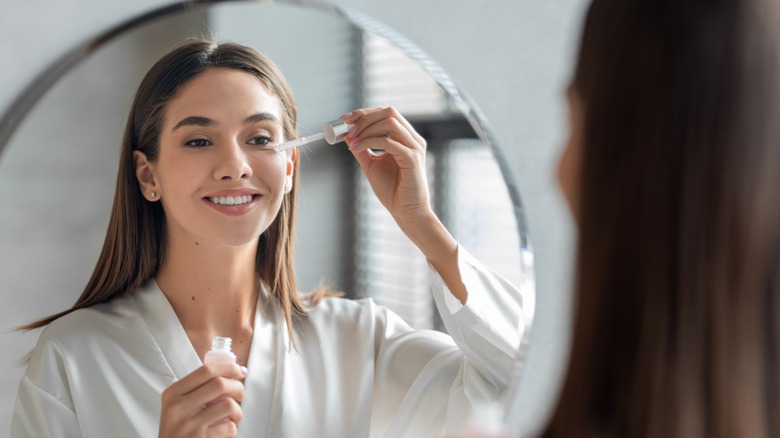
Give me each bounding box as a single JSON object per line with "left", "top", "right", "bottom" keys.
{"left": 0, "top": 1, "right": 587, "bottom": 435}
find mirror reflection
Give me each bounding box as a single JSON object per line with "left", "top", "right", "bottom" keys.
{"left": 0, "top": 1, "right": 533, "bottom": 434}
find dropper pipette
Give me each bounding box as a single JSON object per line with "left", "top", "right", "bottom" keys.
{"left": 275, "top": 132, "right": 326, "bottom": 151}
{"left": 275, "top": 119, "right": 350, "bottom": 152}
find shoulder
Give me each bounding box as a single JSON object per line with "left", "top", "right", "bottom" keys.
{"left": 306, "top": 295, "right": 380, "bottom": 325}
{"left": 303, "top": 296, "right": 416, "bottom": 341}
{"left": 25, "top": 295, "right": 146, "bottom": 383}
{"left": 302, "top": 295, "right": 415, "bottom": 337}
{"left": 21, "top": 297, "right": 133, "bottom": 398}
{"left": 35, "top": 296, "right": 138, "bottom": 351}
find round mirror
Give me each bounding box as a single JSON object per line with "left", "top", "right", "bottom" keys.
{"left": 0, "top": 0, "right": 534, "bottom": 423}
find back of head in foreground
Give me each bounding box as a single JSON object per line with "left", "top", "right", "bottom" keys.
{"left": 544, "top": 0, "right": 780, "bottom": 436}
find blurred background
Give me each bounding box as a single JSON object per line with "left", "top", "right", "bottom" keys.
{"left": 0, "top": 0, "right": 586, "bottom": 436}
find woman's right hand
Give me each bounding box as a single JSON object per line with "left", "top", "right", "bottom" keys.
{"left": 159, "top": 362, "right": 247, "bottom": 437}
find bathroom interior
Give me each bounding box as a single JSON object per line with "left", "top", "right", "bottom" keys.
{"left": 0, "top": 1, "right": 587, "bottom": 435}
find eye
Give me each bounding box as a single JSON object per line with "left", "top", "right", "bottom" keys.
{"left": 248, "top": 135, "right": 273, "bottom": 147}
{"left": 184, "top": 138, "right": 211, "bottom": 148}
{"left": 248, "top": 135, "right": 274, "bottom": 146}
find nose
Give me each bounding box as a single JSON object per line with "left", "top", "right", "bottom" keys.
{"left": 213, "top": 141, "right": 253, "bottom": 181}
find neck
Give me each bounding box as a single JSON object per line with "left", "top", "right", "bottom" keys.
{"left": 155, "top": 231, "right": 260, "bottom": 337}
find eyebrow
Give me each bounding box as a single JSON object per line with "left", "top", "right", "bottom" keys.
{"left": 244, "top": 113, "right": 280, "bottom": 125}
{"left": 171, "top": 112, "right": 281, "bottom": 132}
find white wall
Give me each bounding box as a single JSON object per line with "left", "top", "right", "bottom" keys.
{"left": 0, "top": 0, "right": 587, "bottom": 435}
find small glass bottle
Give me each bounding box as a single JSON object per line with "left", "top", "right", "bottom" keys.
{"left": 203, "top": 337, "right": 237, "bottom": 424}
{"left": 204, "top": 336, "right": 237, "bottom": 365}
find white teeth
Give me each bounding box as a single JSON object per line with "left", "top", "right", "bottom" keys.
{"left": 209, "top": 195, "right": 253, "bottom": 206}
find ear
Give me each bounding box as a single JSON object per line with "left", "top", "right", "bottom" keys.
{"left": 133, "top": 150, "right": 159, "bottom": 201}
{"left": 284, "top": 147, "right": 297, "bottom": 194}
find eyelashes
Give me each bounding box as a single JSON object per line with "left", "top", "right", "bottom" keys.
{"left": 247, "top": 135, "right": 274, "bottom": 147}
{"left": 183, "top": 135, "right": 276, "bottom": 148}
{"left": 184, "top": 138, "right": 211, "bottom": 148}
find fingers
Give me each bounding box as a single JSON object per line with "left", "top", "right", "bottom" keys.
{"left": 201, "top": 396, "right": 244, "bottom": 426}
{"left": 350, "top": 117, "right": 420, "bottom": 154}
{"left": 340, "top": 106, "right": 433, "bottom": 226}
{"left": 207, "top": 420, "right": 238, "bottom": 438}
{"left": 351, "top": 135, "right": 419, "bottom": 170}
{"left": 159, "top": 363, "right": 247, "bottom": 438}
{"left": 341, "top": 107, "right": 426, "bottom": 151}
{"left": 189, "top": 375, "right": 245, "bottom": 407}
{"left": 165, "top": 363, "right": 246, "bottom": 397}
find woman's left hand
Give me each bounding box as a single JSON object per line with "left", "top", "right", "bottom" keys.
{"left": 341, "top": 107, "right": 433, "bottom": 231}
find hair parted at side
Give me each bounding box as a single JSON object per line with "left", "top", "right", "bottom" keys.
{"left": 20, "top": 39, "right": 322, "bottom": 345}
{"left": 543, "top": 0, "right": 780, "bottom": 437}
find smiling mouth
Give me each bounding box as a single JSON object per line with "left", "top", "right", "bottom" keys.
{"left": 207, "top": 195, "right": 257, "bottom": 206}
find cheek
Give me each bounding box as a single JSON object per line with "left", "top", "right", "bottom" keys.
{"left": 254, "top": 153, "right": 289, "bottom": 184}
{"left": 559, "top": 94, "right": 584, "bottom": 221}
{"left": 557, "top": 135, "right": 580, "bottom": 219}
{"left": 158, "top": 154, "right": 205, "bottom": 188}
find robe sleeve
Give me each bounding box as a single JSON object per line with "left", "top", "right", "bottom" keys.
{"left": 370, "top": 245, "right": 526, "bottom": 437}
{"left": 12, "top": 375, "right": 81, "bottom": 437}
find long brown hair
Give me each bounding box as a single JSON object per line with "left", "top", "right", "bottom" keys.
{"left": 544, "top": 0, "right": 780, "bottom": 436}
{"left": 21, "top": 40, "right": 317, "bottom": 343}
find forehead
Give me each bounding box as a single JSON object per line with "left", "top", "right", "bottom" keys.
{"left": 163, "top": 67, "right": 284, "bottom": 126}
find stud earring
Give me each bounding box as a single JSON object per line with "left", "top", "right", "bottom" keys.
{"left": 150, "top": 191, "right": 157, "bottom": 199}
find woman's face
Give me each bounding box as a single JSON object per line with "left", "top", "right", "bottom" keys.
{"left": 135, "top": 67, "right": 295, "bottom": 248}
{"left": 557, "top": 87, "right": 584, "bottom": 222}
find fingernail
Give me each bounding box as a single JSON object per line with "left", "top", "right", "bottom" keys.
{"left": 339, "top": 112, "right": 353, "bottom": 120}
{"left": 240, "top": 366, "right": 248, "bottom": 376}
{"left": 348, "top": 125, "right": 358, "bottom": 136}
{"left": 349, "top": 141, "right": 359, "bottom": 150}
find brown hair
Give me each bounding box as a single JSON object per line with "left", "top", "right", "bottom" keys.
{"left": 544, "top": 0, "right": 780, "bottom": 436}
{"left": 21, "top": 39, "right": 318, "bottom": 343}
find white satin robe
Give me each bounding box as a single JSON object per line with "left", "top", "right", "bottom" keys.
{"left": 12, "top": 248, "right": 525, "bottom": 437}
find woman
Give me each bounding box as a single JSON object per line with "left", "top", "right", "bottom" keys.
{"left": 11, "top": 40, "right": 525, "bottom": 437}
{"left": 544, "top": 0, "right": 780, "bottom": 436}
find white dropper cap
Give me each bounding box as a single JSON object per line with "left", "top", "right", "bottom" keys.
{"left": 323, "top": 119, "right": 350, "bottom": 144}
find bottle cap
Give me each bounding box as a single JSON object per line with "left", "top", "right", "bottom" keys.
{"left": 210, "top": 336, "right": 232, "bottom": 351}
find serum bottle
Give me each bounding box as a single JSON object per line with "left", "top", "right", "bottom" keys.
{"left": 204, "top": 336, "right": 236, "bottom": 365}
{"left": 203, "top": 337, "right": 238, "bottom": 424}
